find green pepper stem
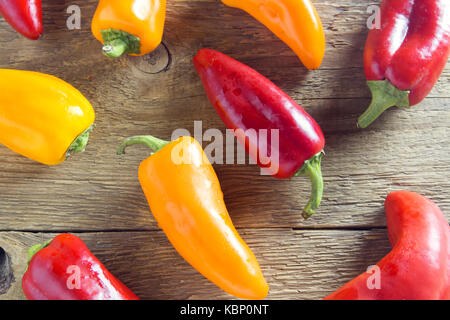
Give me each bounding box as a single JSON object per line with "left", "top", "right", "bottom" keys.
{"left": 117, "top": 135, "right": 170, "bottom": 155}
{"left": 358, "top": 80, "right": 410, "bottom": 128}
{"left": 100, "top": 29, "right": 141, "bottom": 58}
{"left": 66, "top": 124, "right": 94, "bottom": 157}
{"left": 27, "top": 240, "right": 52, "bottom": 265}
{"left": 103, "top": 39, "right": 128, "bottom": 58}
{"left": 295, "top": 152, "right": 324, "bottom": 219}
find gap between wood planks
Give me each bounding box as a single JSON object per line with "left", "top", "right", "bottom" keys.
{"left": 0, "top": 225, "right": 389, "bottom": 234}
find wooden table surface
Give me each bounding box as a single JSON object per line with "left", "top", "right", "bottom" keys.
{"left": 0, "top": 0, "right": 449, "bottom": 300}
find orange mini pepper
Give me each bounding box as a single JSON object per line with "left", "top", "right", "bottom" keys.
{"left": 0, "top": 69, "right": 95, "bottom": 165}
{"left": 118, "top": 135, "right": 269, "bottom": 300}
{"left": 91, "top": 0, "right": 166, "bottom": 58}
{"left": 222, "top": 0, "right": 326, "bottom": 70}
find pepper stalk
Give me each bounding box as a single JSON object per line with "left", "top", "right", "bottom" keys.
{"left": 101, "top": 29, "right": 141, "bottom": 58}
{"left": 358, "top": 80, "right": 410, "bottom": 128}
{"left": 295, "top": 152, "right": 324, "bottom": 219}
{"left": 117, "top": 135, "right": 170, "bottom": 155}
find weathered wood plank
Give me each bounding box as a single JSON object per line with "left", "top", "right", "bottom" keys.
{"left": 0, "top": 229, "right": 391, "bottom": 300}
{"left": 0, "top": 0, "right": 448, "bottom": 301}
{"left": 0, "top": 98, "right": 447, "bottom": 230}
{"left": 0, "top": 1, "right": 448, "bottom": 230}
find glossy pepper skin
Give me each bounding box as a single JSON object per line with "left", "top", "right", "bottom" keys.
{"left": 325, "top": 191, "right": 450, "bottom": 300}
{"left": 91, "top": 0, "right": 166, "bottom": 58}
{"left": 0, "top": 69, "right": 95, "bottom": 165}
{"left": 22, "top": 234, "right": 139, "bottom": 300}
{"left": 118, "top": 135, "right": 269, "bottom": 300}
{"left": 358, "top": 0, "right": 450, "bottom": 128}
{"left": 222, "top": 0, "right": 325, "bottom": 70}
{"left": 0, "top": 0, "right": 43, "bottom": 40}
{"left": 194, "top": 49, "right": 325, "bottom": 218}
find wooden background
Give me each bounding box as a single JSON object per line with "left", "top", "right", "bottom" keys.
{"left": 0, "top": 0, "right": 449, "bottom": 300}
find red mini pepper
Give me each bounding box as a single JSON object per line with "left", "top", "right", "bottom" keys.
{"left": 22, "top": 234, "right": 139, "bottom": 300}
{"left": 194, "top": 49, "right": 325, "bottom": 218}
{"left": 325, "top": 191, "right": 450, "bottom": 300}
{"left": 0, "top": 0, "right": 43, "bottom": 40}
{"left": 358, "top": 0, "right": 450, "bottom": 128}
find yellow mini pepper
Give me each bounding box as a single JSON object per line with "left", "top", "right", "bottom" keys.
{"left": 118, "top": 135, "right": 269, "bottom": 300}
{"left": 0, "top": 70, "right": 95, "bottom": 165}
{"left": 222, "top": 0, "right": 326, "bottom": 70}
{"left": 91, "top": 0, "right": 166, "bottom": 58}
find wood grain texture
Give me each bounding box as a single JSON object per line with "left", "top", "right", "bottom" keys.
{"left": 0, "top": 0, "right": 448, "bottom": 299}
{"left": 0, "top": 229, "right": 391, "bottom": 300}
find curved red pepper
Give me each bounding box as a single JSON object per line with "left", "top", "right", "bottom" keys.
{"left": 358, "top": 0, "right": 450, "bottom": 128}
{"left": 0, "top": 0, "right": 43, "bottom": 40}
{"left": 194, "top": 49, "right": 325, "bottom": 218}
{"left": 22, "top": 234, "right": 139, "bottom": 300}
{"left": 325, "top": 191, "right": 450, "bottom": 300}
